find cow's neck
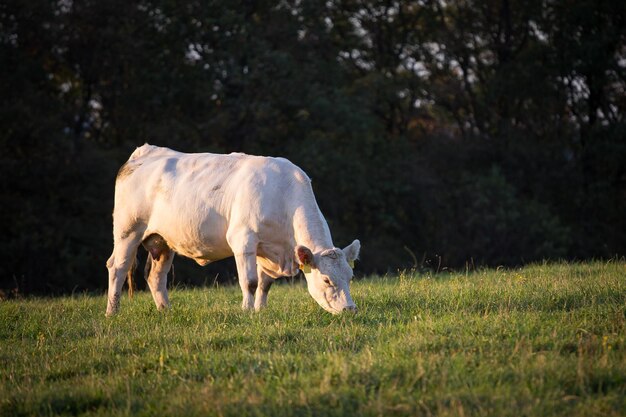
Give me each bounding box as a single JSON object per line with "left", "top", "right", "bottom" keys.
{"left": 292, "top": 204, "right": 333, "bottom": 252}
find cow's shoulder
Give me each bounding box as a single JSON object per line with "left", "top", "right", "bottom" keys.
{"left": 273, "top": 157, "right": 311, "bottom": 185}
{"left": 241, "top": 155, "right": 310, "bottom": 182}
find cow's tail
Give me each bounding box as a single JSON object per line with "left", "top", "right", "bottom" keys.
{"left": 127, "top": 256, "right": 136, "bottom": 299}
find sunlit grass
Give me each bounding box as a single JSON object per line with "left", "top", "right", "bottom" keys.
{"left": 1, "top": 261, "right": 625, "bottom": 416}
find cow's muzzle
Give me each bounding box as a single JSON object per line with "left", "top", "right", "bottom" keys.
{"left": 342, "top": 305, "right": 357, "bottom": 313}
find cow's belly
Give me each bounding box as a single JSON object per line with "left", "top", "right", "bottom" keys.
{"left": 172, "top": 238, "right": 233, "bottom": 265}
{"left": 144, "top": 204, "right": 233, "bottom": 265}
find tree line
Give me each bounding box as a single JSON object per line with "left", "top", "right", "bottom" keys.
{"left": 1, "top": 0, "right": 624, "bottom": 294}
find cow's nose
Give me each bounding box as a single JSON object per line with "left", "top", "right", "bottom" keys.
{"left": 343, "top": 305, "right": 357, "bottom": 313}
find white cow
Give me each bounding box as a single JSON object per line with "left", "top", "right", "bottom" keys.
{"left": 106, "top": 144, "right": 360, "bottom": 316}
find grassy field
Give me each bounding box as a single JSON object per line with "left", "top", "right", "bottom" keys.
{"left": 1, "top": 262, "right": 625, "bottom": 417}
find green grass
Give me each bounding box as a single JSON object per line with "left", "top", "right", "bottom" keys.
{"left": 1, "top": 262, "right": 625, "bottom": 417}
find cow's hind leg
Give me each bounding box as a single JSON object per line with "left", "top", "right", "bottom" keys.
{"left": 144, "top": 248, "right": 174, "bottom": 311}
{"left": 106, "top": 232, "right": 143, "bottom": 317}
{"left": 254, "top": 266, "right": 274, "bottom": 311}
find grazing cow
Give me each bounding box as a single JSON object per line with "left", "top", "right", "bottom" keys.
{"left": 106, "top": 144, "right": 360, "bottom": 316}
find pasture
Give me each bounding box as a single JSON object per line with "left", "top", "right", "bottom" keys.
{"left": 1, "top": 262, "right": 624, "bottom": 417}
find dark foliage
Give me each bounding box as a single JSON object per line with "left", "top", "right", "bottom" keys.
{"left": 1, "top": 0, "right": 624, "bottom": 294}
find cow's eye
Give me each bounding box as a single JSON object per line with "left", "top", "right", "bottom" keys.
{"left": 323, "top": 277, "right": 331, "bottom": 286}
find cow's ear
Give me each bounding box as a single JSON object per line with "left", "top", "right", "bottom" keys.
{"left": 295, "top": 245, "right": 315, "bottom": 266}
{"left": 342, "top": 239, "right": 361, "bottom": 262}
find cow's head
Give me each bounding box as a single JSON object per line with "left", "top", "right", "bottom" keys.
{"left": 295, "top": 240, "right": 360, "bottom": 314}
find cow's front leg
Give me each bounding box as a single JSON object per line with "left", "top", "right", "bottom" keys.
{"left": 254, "top": 267, "right": 274, "bottom": 311}
{"left": 233, "top": 251, "right": 258, "bottom": 310}
{"left": 227, "top": 230, "right": 259, "bottom": 311}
